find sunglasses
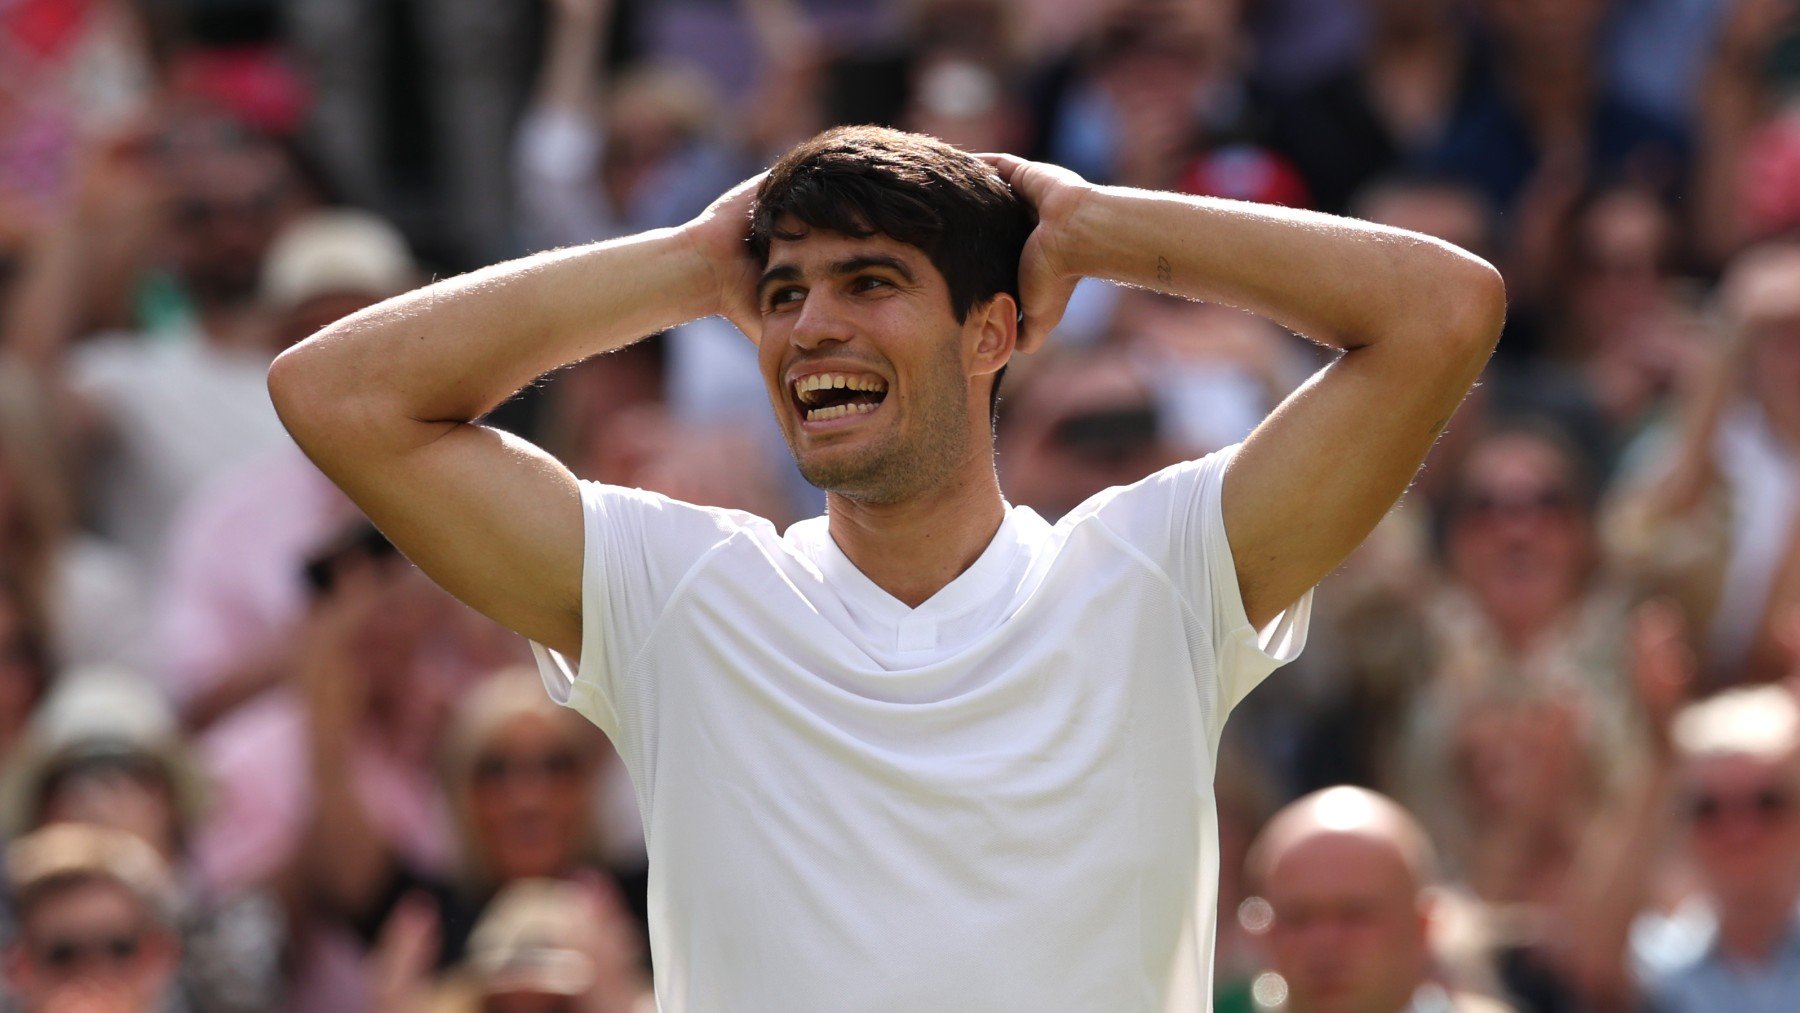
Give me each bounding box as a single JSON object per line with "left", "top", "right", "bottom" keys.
{"left": 32, "top": 931, "right": 144, "bottom": 972}
{"left": 1688, "top": 786, "right": 1795, "bottom": 827}
{"left": 473, "top": 751, "right": 582, "bottom": 787}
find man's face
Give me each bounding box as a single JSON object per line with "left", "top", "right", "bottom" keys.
{"left": 1684, "top": 752, "right": 1800, "bottom": 908}
{"left": 756, "top": 223, "right": 992, "bottom": 503}
{"left": 6, "top": 879, "right": 177, "bottom": 1012}
{"left": 1263, "top": 833, "right": 1430, "bottom": 1013}
{"left": 467, "top": 714, "right": 593, "bottom": 882}
{"left": 1444, "top": 435, "right": 1591, "bottom": 625}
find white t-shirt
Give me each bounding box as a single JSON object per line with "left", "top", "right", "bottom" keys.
{"left": 532, "top": 445, "right": 1311, "bottom": 1011}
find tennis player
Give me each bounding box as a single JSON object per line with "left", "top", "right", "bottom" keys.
{"left": 269, "top": 126, "right": 1503, "bottom": 1010}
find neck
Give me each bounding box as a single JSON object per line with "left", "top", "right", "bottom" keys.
{"left": 825, "top": 450, "right": 1006, "bottom": 608}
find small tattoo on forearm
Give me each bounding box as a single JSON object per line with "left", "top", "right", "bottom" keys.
{"left": 1429, "top": 415, "right": 1450, "bottom": 437}
{"left": 1155, "top": 255, "right": 1173, "bottom": 285}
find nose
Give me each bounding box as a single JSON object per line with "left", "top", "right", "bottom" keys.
{"left": 790, "top": 290, "right": 851, "bottom": 350}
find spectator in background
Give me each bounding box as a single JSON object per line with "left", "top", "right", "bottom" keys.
{"left": 1267, "top": 0, "right": 1474, "bottom": 215}
{"left": 1395, "top": 423, "right": 1641, "bottom": 1001}
{"left": 1639, "top": 684, "right": 1800, "bottom": 1010}
{"left": 0, "top": 362, "right": 148, "bottom": 675}
{"left": 3, "top": 823, "right": 181, "bottom": 1013}
{"left": 0, "top": 670, "right": 284, "bottom": 1011}
{"left": 1247, "top": 785, "right": 1515, "bottom": 1012}
{"left": 1431, "top": 0, "right": 1687, "bottom": 217}
{"left": 1541, "top": 182, "right": 1701, "bottom": 448}
{"left": 1417, "top": 424, "right": 1636, "bottom": 772}
{"left": 1045, "top": 0, "right": 1255, "bottom": 190}
{"left": 513, "top": 0, "right": 746, "bottom": 253}
{"left": 1608, "top": 240, "right": 1800, "bottom": 687}
{"left": 303, "top": 668, "right": 644, "bottom": 1006}
{"left": 1, "top": 107, "right": 313, "bottom": 576}
{"left": 996, "top": 345, "right": 1189, "bottom": 521}
{"left": 1691, "top": 0, "right": 1800, "bottom": 265}
{"left": 1570, "top": 671, "right": 1800, "bottom": 1012}
{"left": 153, "top": 208, "right": 414, "bottom": 729}
{"left": 370, "top": 877, "right": 650, "bottom": 1013}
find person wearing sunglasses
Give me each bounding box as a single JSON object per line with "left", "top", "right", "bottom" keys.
{"left": 1639, "top": 685, "right": 1800, "bottom": 1011}
{"left": 304, "top": 667, "right": 649, "bottom": 1007}
{"left": 2, "top": 823, "right": 181, "bottom": 1013}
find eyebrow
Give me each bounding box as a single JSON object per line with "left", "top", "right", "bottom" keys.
{"left": 757, "top": 254, "right": 916, "bottom": 299}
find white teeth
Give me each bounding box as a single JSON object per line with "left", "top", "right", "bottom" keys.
{"left": 804, "top": 400, "right": 881, "bottom": 422}
{"left": 793, "top": 372, "right": 889, "bottom": 404}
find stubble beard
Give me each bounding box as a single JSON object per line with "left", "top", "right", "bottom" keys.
{"left": 787, "top": 348, "right": 973, "bottom": 506}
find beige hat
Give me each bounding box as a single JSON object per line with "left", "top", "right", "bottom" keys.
{"left": 259, "top": 209, "right": 417, "bottom": 311}
{"left": 466, "top": 878, "right": 596, "bottom": 996}
{"left": 0, "top": 668, "right": 209, "bottom": 838}
{"left": 7, "top": 822, "right": 179, "bottom": 926}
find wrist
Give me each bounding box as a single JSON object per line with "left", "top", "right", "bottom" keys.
{"left": 667, "top": 223, "right": 743, "bottom": 321}
{"left": 1050, "top": 182, "right": 1108, "bottom": 281}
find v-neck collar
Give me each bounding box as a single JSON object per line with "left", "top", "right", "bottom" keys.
{"left": 811, "top": 506, "right": 1029, "bottom": 627}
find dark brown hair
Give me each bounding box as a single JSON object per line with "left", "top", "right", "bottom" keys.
{"left": 750, "top": 126, "right": 1034, "bottom": 325}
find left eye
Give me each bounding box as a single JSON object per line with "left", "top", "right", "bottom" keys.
{"left": 852, "top": 277, "right": 889, "bottom": 293}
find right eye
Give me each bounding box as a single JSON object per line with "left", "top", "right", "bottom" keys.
{"left": 766, "top": 287, "right": 804, "bottom": 310}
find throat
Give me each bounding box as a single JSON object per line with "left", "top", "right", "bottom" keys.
{"left": 824, "top": 471, "right": 1007, "bottom": 608}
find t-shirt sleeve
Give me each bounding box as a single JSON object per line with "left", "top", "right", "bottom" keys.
{"left": 1071, "top": 443, "right": 1313, "bottom": 716}
{"left": 529, "top": 481, "right": 762, "bottom": 737}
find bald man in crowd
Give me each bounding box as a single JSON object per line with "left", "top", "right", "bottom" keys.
{"left": 1249, "top": 786, "right": 1515, "bottom": 1013}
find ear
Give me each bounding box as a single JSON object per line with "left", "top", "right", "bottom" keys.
{"left": 966, "top": 292, "right": 1019, "bottom": 379}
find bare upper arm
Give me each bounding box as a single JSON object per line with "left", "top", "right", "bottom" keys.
{"left": 1222, "top": 272, "right": 1503, "bottom": 627}
{"left": 271, "top": 362, "right": 586, "bottom": 658}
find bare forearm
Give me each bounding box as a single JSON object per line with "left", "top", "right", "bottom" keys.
{"left": 1063, "top": 187, "right": 1502, "bottom": 351}
{"left": 271, "top": 228, "right": 717, "bottom": 435}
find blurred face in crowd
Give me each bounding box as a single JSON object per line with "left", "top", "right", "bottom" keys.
{"left": 997, "top": 350, "right": 1180, "bottom": 520}
{"left": 39, "top": 757, "right": 180, "bottom": 861}
{"left": 1259, "top": 824, "right": 1432, "bottom": 1012}
{"left": 1683, "top": 750, "right": 1800, "bottom": 909}
{"left": 1570, "top": 187, "right": 1675, "bottom": 321}
{"left": 758, "top": 223, "right": 1000, "bottom": 503}
{"left": 4, "top": 878, "right": 178, "bottom": 1012}
{"left": 468, "top": 712, "right": 594, "bottom": 882}
{"left": 1444, "top": 432, "right": 1593, "bottom": 643}
{"left": 158, "top": 118, "right": 301, "bottom": 307}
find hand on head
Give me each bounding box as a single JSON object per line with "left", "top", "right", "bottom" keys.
{"left": 977, "top": 152, "right": 1091, "bottom": 352}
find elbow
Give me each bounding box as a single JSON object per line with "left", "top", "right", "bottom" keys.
{"left": 266, "top": 342, "right": 323, "bottom": 445}
{"left": 1444, "top": 255, "right": 1507, "bottom": 359}
{"left": 268, "top": 332, "right": 370, "bottom": 451}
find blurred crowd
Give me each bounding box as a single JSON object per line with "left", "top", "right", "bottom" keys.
{"left": 1, "top": 0, "right": 1799, "bottom": 1010}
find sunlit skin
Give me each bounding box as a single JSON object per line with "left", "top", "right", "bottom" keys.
{"left": 1259, "top": 828, "right": 1433, "bottom": 1013}
{"left": 754, "top": 219, "right": 1018, "bottom": 607}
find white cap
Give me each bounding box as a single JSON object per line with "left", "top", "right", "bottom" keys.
{"left": 260, "top": 209, "right": 417, "bottom": 310}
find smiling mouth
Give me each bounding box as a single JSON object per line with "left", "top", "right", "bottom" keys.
{"left": 793, "top": 373, "right": 889, "bottom": 423}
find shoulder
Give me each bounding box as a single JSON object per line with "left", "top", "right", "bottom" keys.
{"left": 1057, "top": 445, "right": 1238, "bottom": 530}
